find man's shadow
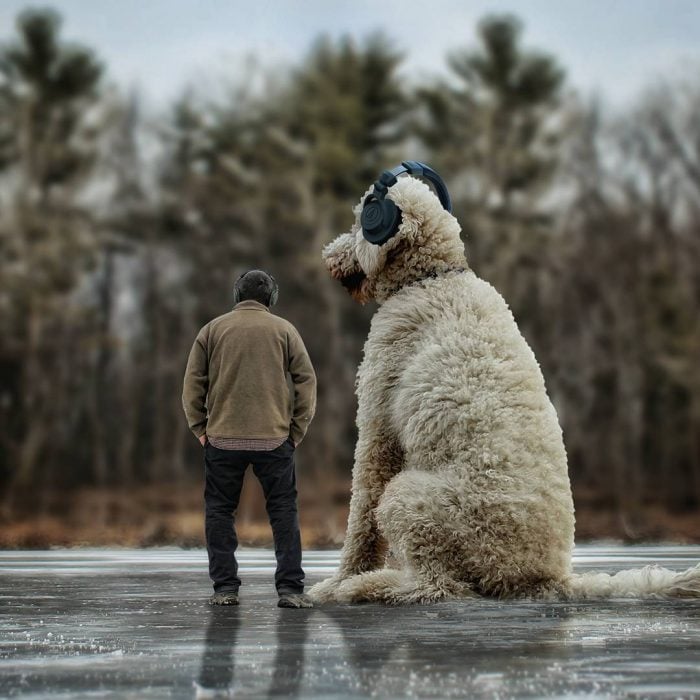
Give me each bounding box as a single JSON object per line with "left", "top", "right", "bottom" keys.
{"left": 195, "top": 607, "right": 241, "bottom": 697}
{"left": 268, "top": 608, "right": 311, "bottom": 697}
{"left": 196, "top": 605, "right": 311, "bottom": 698}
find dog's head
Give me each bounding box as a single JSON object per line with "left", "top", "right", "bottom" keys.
{"left": 321, "top": 174, "right": 467, "bottom": 304}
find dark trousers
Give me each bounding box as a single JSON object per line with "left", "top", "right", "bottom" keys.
{"left": 203, "top": 436, "right": 304, "bottom": 595}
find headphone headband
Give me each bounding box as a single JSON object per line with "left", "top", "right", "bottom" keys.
{"left": 361, "top": 161, "right": 451, "bottom": 245}
{"left": 374, "top": 161, "right": 452, "bottom": 212}
{"left": 233, "top": 269, "right": 279, "bottom": 307}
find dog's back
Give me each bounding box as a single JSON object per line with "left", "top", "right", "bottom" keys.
{"left": 373, "top": 269, "right": 577, "bottom": 592}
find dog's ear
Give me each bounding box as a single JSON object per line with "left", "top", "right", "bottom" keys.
{"left": 383, "top": 235, "right": 409, "bottom": 270}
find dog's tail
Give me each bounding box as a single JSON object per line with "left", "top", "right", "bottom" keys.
{"left": 567, "top": 563, "right": 700, "bottom": 599}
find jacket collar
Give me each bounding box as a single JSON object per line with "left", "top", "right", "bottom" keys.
{"left": 233, "top": 299, "right": 271, "bottom": 313}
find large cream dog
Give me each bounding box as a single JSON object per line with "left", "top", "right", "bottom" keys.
{"left": 308, "top": 173, "right": 700, "bottom": 605}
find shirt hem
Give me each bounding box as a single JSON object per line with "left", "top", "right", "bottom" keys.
{"left": 207, "top": 434, "right": 290, "bottom": 440}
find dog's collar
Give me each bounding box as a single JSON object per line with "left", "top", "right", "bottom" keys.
{"left": 407, "top": 265, "right": 468, "bottom": 289}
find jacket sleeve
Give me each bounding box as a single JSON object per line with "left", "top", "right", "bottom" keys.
{"left": 287, "top": 326, "right": 317, "bottom": 446}
{"left": 182, "top": 325, "right": 210, "bottom": 438}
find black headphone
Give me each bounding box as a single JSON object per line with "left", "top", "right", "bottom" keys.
{"left": 233, "top": 269, "right": 279, "bottom": 306}
{"left": 360, "top": 160, "right": 452, "bottom": 246}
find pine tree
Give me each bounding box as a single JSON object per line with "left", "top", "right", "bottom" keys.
{"left": 416, "top": 14, "right": 564, "bottom": 326}
{"left": 0, "top": 8, "right": 103, "bottom": 506}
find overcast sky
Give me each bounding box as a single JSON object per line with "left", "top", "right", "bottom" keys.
{"left": 1, "top": 0, "right": 699, "bottom": 111}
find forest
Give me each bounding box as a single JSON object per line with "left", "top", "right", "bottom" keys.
{"left": 1, "top": 7, "right": 699, "bottom": 546}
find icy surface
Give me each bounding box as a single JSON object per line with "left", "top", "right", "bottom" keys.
{"left": 1, "top": 545, "right": 700, "bottom": 698}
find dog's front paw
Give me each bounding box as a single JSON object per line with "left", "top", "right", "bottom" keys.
{"left": 307, "top": 575, "right": 345, "bottom": 604}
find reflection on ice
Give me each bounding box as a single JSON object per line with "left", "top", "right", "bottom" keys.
{"left": 1, "top": 545, "right": 699, "bottom": 698}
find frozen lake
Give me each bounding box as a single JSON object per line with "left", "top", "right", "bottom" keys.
{"left": 1, "top": 545, "right": 700, "bottom": 698}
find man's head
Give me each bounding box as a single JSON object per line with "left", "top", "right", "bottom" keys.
{"left": 321, "top": 174, "right": 467, "bottom": 305}
{"left": 233, "top": 269, "right": 279, "bottom": 307}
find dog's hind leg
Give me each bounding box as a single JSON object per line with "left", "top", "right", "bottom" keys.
{"left": 377, "top": 470, "right": 477, "bottom": 603}
{"left": 329, "top": 470, "right": 476, "bottom": 605}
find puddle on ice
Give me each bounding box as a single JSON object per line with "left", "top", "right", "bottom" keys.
{"left": 1, "top": 544, "right": 699, "bottom": 698}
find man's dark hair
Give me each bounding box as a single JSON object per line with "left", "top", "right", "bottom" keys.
{"left": 235, "top": 269, "right": 276, "bottom": 306}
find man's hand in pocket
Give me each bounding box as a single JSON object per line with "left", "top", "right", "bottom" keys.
{"left": 199, "top": 434, "right": 207, "bottom": 447}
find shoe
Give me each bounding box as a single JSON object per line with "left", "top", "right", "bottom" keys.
{"left": 277, "top": 592, "right": 313, "bottom": 608}
{"left": 208, "top": 591, "right": 239, "bottom": 606}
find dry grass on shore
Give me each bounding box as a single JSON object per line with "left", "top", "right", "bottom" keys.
{"left": 0, "top": 482, "right": 698, "bottom": 549}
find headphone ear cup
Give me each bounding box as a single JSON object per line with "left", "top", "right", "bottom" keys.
{"left": 269, "top": 278, "right": 279, "bottom": 306}
{"left": 233, "top": 271, "right": 247, "bottom": 305}
{"left": 361, "top": 194, "right": 402, "bottom": 245}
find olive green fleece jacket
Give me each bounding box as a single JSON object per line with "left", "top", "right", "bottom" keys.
{"left": 182, "top": 300, "right": 317, "bottom": 446}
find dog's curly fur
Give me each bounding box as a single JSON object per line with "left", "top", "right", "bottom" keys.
{"left": 309, "top": 174, "right": 700, "bottom": 605}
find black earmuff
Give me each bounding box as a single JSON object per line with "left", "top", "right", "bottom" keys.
{"left": 233, "top": 270, "right": 279, "bottom": 307}
{"left": 268, "top": 274, "right": 279, "bottom": 306}
{"left": 233, "top": 273, "right": 244, "bottom": 305}
{"left": 360, "top": 160, "right": 452, "bottom": 246}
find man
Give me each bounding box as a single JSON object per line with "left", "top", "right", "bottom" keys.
{"left": 182, "top": 269, "right": 317, "bottom": 608}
